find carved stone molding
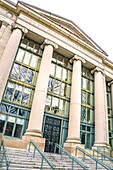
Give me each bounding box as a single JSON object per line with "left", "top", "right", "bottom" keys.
{"left": 70, "top": 54, "right": 85, "bottom": 64}
{"left": 91, "top": 67, "right": 104, "bottom": 75}
{"left": 108, "top": 81, "right": 113, "bottom": 86}
{"left": 43, "top": 39, "right": 58, "bottom": 49}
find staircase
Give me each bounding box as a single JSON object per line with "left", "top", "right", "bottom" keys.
{"left": 1, "top": 147, "right": 113, "bottom": 169}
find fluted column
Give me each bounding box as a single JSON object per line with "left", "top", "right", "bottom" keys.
{"left": 64, "top": 55, "right": 85, "bottom": 154}
{"left": 25, "top": 39, "right": 58, "bottom": 138}
{"left": 0, "top": 24, "right": 28, "bottom": 102}
{"left": 91, "top": 67, "right": 109, "bottom": 148}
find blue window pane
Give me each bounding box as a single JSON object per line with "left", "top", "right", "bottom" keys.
{"left": 82, "top": 107, "right": 86, "bottom": 121}
{"left": 19, "top": 109, "right": 26, "bottom": 117}
{"left": 54, "top": 80, "right": 61, "bottom": 94}
{"left": 0, "top": 120, "right": 5, "bottom": 133}
{"left": 21, "top": 87, "right": 30, "bottom": 105}
{"left": 9, "top": 106, "right": 18, "bottom": 115}
{"left": 1, "top": 104, "right": 9, "bottom": 112}
{"left": 4, "top": 82, "right": 15, "bottom": 100}
{"left": 14, "top": 124, "right": 22, "bottom": 138}
{"left": 19, "top": 66, "right": 27, "bottom": 82}
{"left": 48, "top": 77, "right": 54, "bottom": 92}
{"left": 82, "top": 91, "right": 86, "bottom": 103}
{"left": 26, "top": 69, "right": 34, "bottom": 84}
{"left": 13, "top": 85, "right": 22, "bottom": 103}
{"left": 10, "top": 63, "right": 20, "bottom": 79}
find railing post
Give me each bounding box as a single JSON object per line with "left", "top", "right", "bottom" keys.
{"left": 110, "top": 149, "right": 112, "bottom": 157}
{"left": 33, "top": 147, "right": 36, "bottom": 158}
{"left": 41, "top": 157, "right": 44, "bottom": 170}
{"left": 28, "top": 142, "right": 31, "bottom": 151}
{"left": 0, "top": 140, "right": 3, "bottom": 151}
{"left": 54, "top": 144, "right": 56, "bottom": 154}
{"left": 103, "top": 147, "right": 105, "bottom": 159}
{"left": 6, "top": 164, "right": 9, "bottom": 170}
{"left": 61, "top": 148, "right": 63, "bottom": 160}
{"left": 72, "top": 159, "right": 73, "bottom": 170}
{"left": 75, "top": 148, "right": 77, "bottom": 156}
{"left": 97, "top": 151, "right": 98, "bottom": 159}
{"left": 1, "top": 152, "right": 5, "bottom": 167}
{"left": 83, "top": 153, "right": 85, "bottom": 162}
{"left": 93, "top": 150, "right": 94, "bottom": 157}
{"left": 96, "top": 161, "right": 97, "bottom": 170}
{"left": 101, "top": 155, "right": 103, "bottom": 162}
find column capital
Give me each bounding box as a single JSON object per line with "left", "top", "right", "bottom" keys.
{"left": 11, "top": 23, "right": 28, "bottom": 37}
{"left": 70, "top": 54, "right": 85, "bottom": 64}
{"left": 91, "top": 67, "right": 104, "bottom": 75}
{"left": 1, "top": 21, "right": 9, "bottom": 27}
{"left": 108, "top": 81, "right": 113, "bottom": 86}
{"left": 43, "top": 39, "right": 58, "bottom": 49}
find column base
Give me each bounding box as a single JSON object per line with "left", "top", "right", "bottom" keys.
{"left": 24, "top": 129, "right": 42, "bottom": 138}
{"left": 23, "top": 129, "right": 45, "bottom": 151}
{"left": 63, "top": 137, "right": 84, "bottom": 156}
{"left": 92, "top": 142, "right": 111, "bottom": 156}
{"left": 92, "top": 141, "right": 110, "bottom": 149}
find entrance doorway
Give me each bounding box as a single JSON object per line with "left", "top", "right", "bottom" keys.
{"left": 43, "top": 116, "right": 61, "bottom": 152}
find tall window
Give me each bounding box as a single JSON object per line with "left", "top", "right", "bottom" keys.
{"left": 45, "top": 52, "right": 72, "bottom": 118}
{"left": 106, "top": 84, "right": 113, "bottom": 149}
{"left": 81, "top": 66, "right": 94, "bottom": 149}
{"left": 0, "top": 38, "right": 43, "bottom": 138}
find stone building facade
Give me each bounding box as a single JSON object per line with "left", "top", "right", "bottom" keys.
{"left": 0, "top": 0, "right": 113, "bottom": 154}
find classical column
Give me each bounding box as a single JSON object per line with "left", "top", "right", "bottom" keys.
{"left": 0, "top": 24, "right": 28, "bottom": 102}
{"left": 64, "top": 55, "right": 85, "bottom": 155}
{"left": 25, "top": 39, "right": 58, "bottom": 138}
{"left": 91, "top": 67, "right": 109, "bottom": 148}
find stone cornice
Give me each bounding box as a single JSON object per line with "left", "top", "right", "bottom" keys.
{"left": 91, "top": 67, "right": 104, "bottom": 75}
{"left": 70, "top": 54, "right": 85, "bottom": 64}
{"left": 43, "top": 39, "right": 58, "bottom": 49}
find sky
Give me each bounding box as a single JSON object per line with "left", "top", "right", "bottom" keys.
{"left": 11, "top": 0, "right": 113, "bottom": 62}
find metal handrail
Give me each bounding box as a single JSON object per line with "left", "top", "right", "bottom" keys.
{"left": 0, "top": 137, "right": 10, "bottom": 170}
{"left": 28, "top": 139, "right": 56, "bottom": 170}
{"left": 76, "top": 146, "right": 112, "bottom": 170}
{"left": 93, "top": 149, "right": 113, "bottom": 162}
{"left": 97, "top": 146, "right": 113, "bottom": 158}
{"left": 54, "top": 143, "right": 89, "bottom": 170}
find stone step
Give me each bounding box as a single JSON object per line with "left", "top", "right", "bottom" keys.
{"left": 2, "top": 160, "right": 82, "bottom": 168}
{"left": 1, "top": 163, "right": 84, "bottom": 170}
{"left": 1, "top": 147, "right": 109, "bottom": 169}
